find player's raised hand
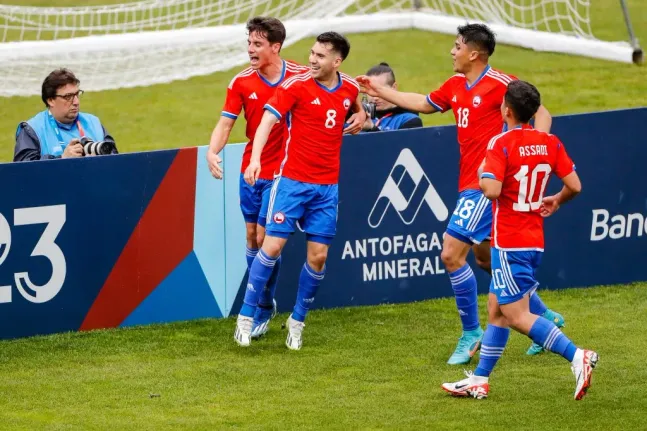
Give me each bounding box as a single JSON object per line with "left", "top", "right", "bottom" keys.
{"left": 355, "top": 75, "right": 380, "bottom": 97}
{"left": 206, "top": 150, "right": 223, "bottom": 179}
{"left": 540, "top": 195, "right": 560, "bottom": 217}
{"left": 244, "top": 160, "right": 261, "bottom": 186}
{"left": 344, "top": 110, "right": 367, "bottom": 135}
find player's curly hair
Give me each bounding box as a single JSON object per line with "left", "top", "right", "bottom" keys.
{"left": 246, "top": 17, "right": 286, "bottom": 50}
{"left": 505, "top": 80, "right": 541, "bottom": 123}
{"left": 366, "top": 62, "right": 396, "bottom": 86}
{"left": 316, "top": 32, "right": 351, "bottom": 60}
{"left": 457, "top": 23, "right": 496, "bottom": 57}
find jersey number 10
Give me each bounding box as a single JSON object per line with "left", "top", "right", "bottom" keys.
{"left": 513, "top": 164, "right": 551, "bottom": 212}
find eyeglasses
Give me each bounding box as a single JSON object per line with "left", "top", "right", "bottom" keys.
{"left": 54, "top": 89, "right": 84, "bottom": 102}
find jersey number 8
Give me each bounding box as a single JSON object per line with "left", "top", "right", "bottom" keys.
{"left": 325, "top": 109, "right": 337, "bottom": 129}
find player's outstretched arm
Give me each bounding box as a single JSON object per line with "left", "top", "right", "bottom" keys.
{"left": 244, "top": 110, "right": 278, "bottom": 186}
{"left": 540, "top": 171, "right": 581, "bottom": 217}
{"left": 207, "top": 116, "right": 236, "bottom": 179}
{"left": 534, "top": 105, "right": 552, "bottom": 133}
{"left": 356, "top": 75, "right": 437, "bottom": 114}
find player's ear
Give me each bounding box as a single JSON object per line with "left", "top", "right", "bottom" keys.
{"left": 392, "top": 81, "right": 398, "bottom": 90}
{"left": 272, "top": 42, "right": 281, "bottom": 54}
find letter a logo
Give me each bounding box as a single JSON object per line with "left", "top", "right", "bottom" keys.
{"left": 368, "top": 149, "right": 449, "bottom": 228}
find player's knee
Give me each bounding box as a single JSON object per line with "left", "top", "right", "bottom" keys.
{"left": 307, "top": 249, "right": 328, "bottom": 272}
{"left": 256, "top": 231, "right": 266, "bottom": 248}
{"left": 440, "top": 248, "right": 463, "bottom": 272}
{"left": 245, "top": 225, "right": 258, "bottom": 249}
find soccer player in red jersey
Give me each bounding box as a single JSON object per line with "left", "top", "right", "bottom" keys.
{"left": 233, "top": 32, "right": 365, "bottom": 349}
{"left": 357, "top": 24, "right": 564, "bottom": 363}
{"left": 205, "top": 17, "right": 309, "bottom": 338}
{"left": 442, "top": 80, "right": 597, "bottom": 400}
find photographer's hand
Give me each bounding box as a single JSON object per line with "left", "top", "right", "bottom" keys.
{"left": 62, "top": 138, "right": 83, "bottom": 158}
{"left": 361, "top": 117, "right": 375, "bottom": 131}
{"left": 207, "top": 150, "right": 223, "bottom": 179}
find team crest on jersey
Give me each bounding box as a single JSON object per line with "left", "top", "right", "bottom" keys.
{"left": 343, "top": 98, "right": 351, "bottom": 109}
{"left": 472, "top": 95, "right": 482, "bottom": 107}
{"left": 273, "top": 212, "right": 285, "bottom": 224}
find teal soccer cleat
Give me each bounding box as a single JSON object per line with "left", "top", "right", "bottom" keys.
{"left": 447, "top": 327, "right": 484, "bottom": 365}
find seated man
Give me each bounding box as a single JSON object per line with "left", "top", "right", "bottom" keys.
{"left": 361, "top": 62, "right": 423, "bottom": 132}
{"left": 14, "top": 68, "right": 117, "bottom": 161}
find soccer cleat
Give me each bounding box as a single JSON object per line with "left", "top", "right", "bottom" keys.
{"left": 527, "top": 309, "right": 566, "bottom": 355}
{"left": 441, "top": 370, "right": 490, "bottom": 399}
{"left": 285, "top": 315, "right": 305, "bottom": 351}
{"left": 571, "top": 349, "right": 599, "bottom": 400}
{"left": 234, "top": 315, "right": 253, "bottom": 347}
{"left": 251, "top": 299, "right": 278, "bottom": 339}
{"left": 447, "top": 327, "right": 484, "bottom": 365}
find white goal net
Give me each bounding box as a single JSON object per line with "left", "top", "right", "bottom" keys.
{"left": 0, "top": 0, "right": 637, "bottom": 97}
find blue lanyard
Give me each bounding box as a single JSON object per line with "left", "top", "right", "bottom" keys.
{"left": 47, "top": 111, "right": 83, "bottom": 144}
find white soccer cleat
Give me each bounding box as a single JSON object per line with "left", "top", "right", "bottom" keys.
{"left": 441, "top": 370, "right": 490, "bottom": 399}
{"left": 285, "top": 315, "right": 305, "bottom": 351}
{"left": 234, "top": 315, "right": 253, "bottom": 347}
{"left": 571, "top": 349, "right": 599, "bottom": 400}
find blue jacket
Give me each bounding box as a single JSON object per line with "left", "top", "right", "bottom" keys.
{"left": 365, "top": 107, "right": 423, "bottom": 132}
{"left": 14, "top": 110, "right": 117, "bottom": 161}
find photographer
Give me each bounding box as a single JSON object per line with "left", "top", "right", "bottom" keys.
{"left": 14, "top": 68, "right": 118, "bottom": 162}
{"left": 361, "top": 63, "right": 423, "bottom": 132}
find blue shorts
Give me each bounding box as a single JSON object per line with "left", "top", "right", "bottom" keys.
{"left": 490, "top": 247, "right": 542, "bottom": 305}
{"left": 239, "top": 173, "right": 273, "bottom": 227}
{"left": 445, "top": 189, "right": 492, "bottom": 245}
{"left": 265, "top": 176, "right": 338, "bottom": 244}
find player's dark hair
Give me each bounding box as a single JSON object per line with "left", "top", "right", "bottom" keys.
{"left": 246, "top": 16, "right": 286, "bottom": 50}
{"left": 316, "top": 32, "right": 351, "bottom": 60}
{"left": 42, "top": 68, "right": 80, "bottom": 107}
{"left": 366, "top": 62, "right": 396, "bottom": 86}
{"left": 505, "top": 80, "right": 541, "bottom": 123}
{"left": 457, "top": 23, "right": 496, "bottom": 57}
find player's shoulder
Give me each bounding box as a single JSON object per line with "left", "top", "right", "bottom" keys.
{"left": 280, "top": 70, "right": 311, "bottom": 90}
{"left": 487, "top": 129, "right": 514, "bottom": 150}
{"left": 340, "top": 72, "right": 360, "bottom": 93}
{"left": 485, "top": 67, "right": 516, "bottom": 87}
{"left": 441, "top": 73, "right": 466, "bottom": 87}
{"left": 227, "top": 66, "right": 255, "bottom": 89}
{"left": 285, "top": 60, "right": 309, "bottom": 75}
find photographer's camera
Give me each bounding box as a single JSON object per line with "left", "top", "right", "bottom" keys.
{"left": 80, "top": 136, "right": 117, "bottom": 156}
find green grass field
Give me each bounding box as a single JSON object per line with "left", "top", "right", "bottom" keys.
{"left": 0, "top": 284, "right": 645, "bottom": 430}
{"left": 0, "top": 1, "right": 646, "bottom": 429}
{"left": 0, "top": 0, "right": 645, "bottom": 161}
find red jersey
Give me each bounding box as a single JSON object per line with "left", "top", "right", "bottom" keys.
{"left": 221, "top": 60, "right": 308, "bottom": 180}
{"left": 481, "top": 124, "right": 575, "bottom": 251}
{"left": 264, "top": 72, "right": 359, "bottom": 184}
{"left": 427, "top": 65, "right": 516, "bottom": 192}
